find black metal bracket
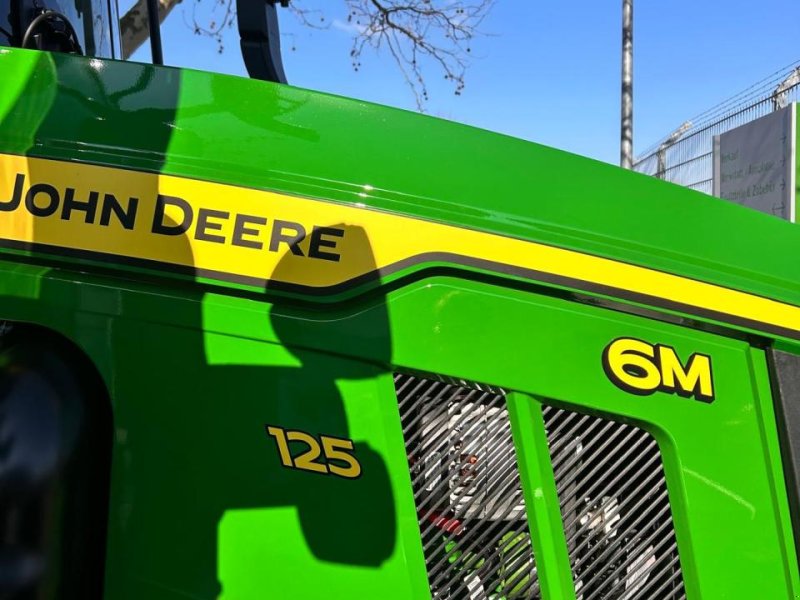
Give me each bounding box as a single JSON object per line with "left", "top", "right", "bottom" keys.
{"left": 237, "top": 0, "right": 289, "bottom": 84}
{"left": 20, "top": 8, "right": 83, "bottom": 54}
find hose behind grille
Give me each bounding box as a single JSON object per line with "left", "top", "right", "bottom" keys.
{"left": 543, "top": 405, "right": 686, "bottom": 600}
{"left": 394, "top": 373, "right": 540, "bottom": 599}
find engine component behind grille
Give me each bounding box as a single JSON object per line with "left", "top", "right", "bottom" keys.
{"left": 394, "top": 373, "right": 540, "bottom": 599}
{"left": 543, "top": 405, "right": 685, "bottom": 600}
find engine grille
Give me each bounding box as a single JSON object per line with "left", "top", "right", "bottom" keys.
{"left": 542, "top": 405, "right": 685, "bottom": 600}
{"left": 394, "top": 373, "right": 540, "bottom": 599}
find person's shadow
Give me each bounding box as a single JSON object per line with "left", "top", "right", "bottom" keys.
{"left": 103, "top": 222, "right": 398, "bottom": 599}
{"left": 0, "top": 53, "right": 398, "bottom": 599}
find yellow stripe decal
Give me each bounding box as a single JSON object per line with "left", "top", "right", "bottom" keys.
{"left": 1, "top": 153, "right": 800, "bottom": 337}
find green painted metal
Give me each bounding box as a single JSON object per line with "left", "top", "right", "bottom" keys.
{"left": 1, "top": 49, "right": 800, "bottom": 314}
{"left": 749, "top": 346, "right": 800, "bottom": 595}
{"left": 1, "top": 48, "right": 800, "bottom": 599}
{"left": 2, "top": 260, "right": 799, "bottom": 597}
{"left": 506, "top": 394, "right": 576, "bottom": 600}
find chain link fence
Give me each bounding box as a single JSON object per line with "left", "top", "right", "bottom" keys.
{"left": 633, "top": 61, "right": 800, "bottom": 194}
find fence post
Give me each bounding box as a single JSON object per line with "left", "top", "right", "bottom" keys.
{"left": 620, "top": 0, "right": 634, "bottom": 169}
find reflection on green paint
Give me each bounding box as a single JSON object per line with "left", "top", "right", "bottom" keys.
{"left": 0, "top": 50, "right": 57, "bottom": 149}
{"left": 0, "top": 47, "right": 799, "bottom": 599}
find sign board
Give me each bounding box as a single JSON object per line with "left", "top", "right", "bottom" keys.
{"left": 712, "top": 104, "right": 796, "bottom": 222}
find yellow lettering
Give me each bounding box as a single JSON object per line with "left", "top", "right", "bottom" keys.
{"left": 657, "top": 346, "right": 714, "bottom": 401}
{"left": 603, "top": 338, "right": 715, "bottom": 402}
{"left": 603, "top": 337, "right": 661, "bottom": 395}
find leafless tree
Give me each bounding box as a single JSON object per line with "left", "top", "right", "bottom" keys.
{"left": 120, "top": 0, "right": 495, "bottom": 109}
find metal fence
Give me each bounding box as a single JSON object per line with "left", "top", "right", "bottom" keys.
{"left": 633, "top": 61, "right": 800, "bottom": 194}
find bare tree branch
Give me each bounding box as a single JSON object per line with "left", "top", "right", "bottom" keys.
{"left": 186, "top": 0, "right": 236, "bottom": 54}
{"left": 287, "top": 2, "right": 329, "bottom": 29}
{"left": 119, "top": 0, "right": 495, "bottom": 109}
{"left": 343, "top": 0, "right": 495, "bottom": 109}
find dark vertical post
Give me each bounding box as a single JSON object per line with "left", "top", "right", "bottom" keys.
{"left": 146, "top": 0, "right": 164, "bottom": 65}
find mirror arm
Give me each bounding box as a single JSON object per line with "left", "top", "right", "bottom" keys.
{"left": 237, "top": 0, "right": 289, "bottom": 84}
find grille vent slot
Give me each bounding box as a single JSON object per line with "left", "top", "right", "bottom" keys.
{"left": 543, "top": 405, "right": 685, "bottom": 600}
{"left": 394, "top": 373, "right": 540, "bottom": 599}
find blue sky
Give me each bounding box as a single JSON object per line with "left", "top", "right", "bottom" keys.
{"left": 151, "top": 1, "right": 800, "bottom": 165}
